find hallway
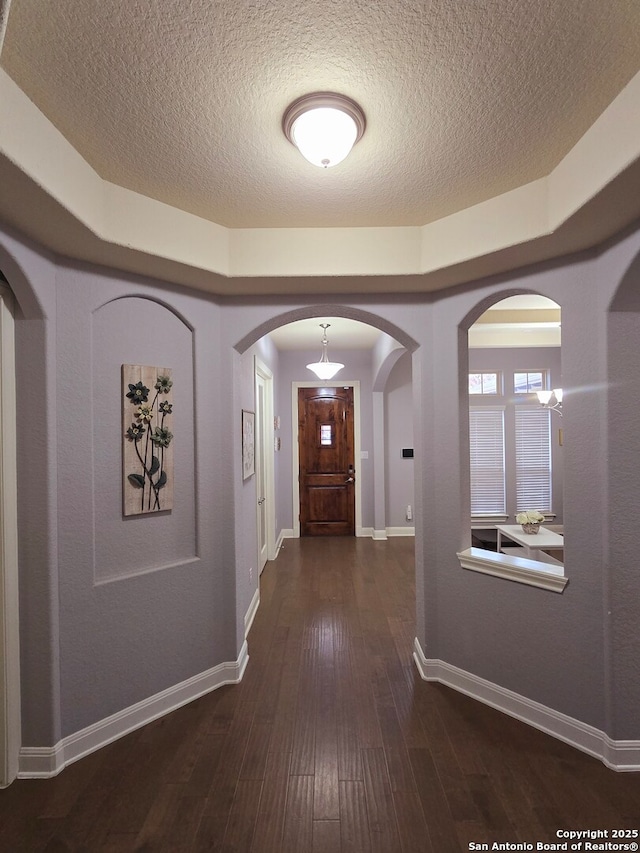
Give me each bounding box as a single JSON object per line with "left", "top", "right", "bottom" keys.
{"left": 0, "top": 537, "right": 638, "bottom": 851}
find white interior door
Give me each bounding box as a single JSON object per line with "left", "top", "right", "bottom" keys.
{"left": 255, "top": 358, "right": 275, "bottom": 574}
{"left": 0, "top": 284, "right": 19, "bottom": 788}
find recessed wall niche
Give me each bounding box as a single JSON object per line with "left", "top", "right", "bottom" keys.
{"left": 92, "top": 297, "right": 196, "bottom": 583}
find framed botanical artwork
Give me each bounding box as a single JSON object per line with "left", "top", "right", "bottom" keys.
{"left": 122, "top": 365, "right": 174, "bottom": 515}
{"left": 242, "top": 409, "right": 255, "bottom": 480}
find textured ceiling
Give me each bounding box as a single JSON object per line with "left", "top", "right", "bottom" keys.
{"left": 2, "top": 0, "right": 640, "bottom": 230}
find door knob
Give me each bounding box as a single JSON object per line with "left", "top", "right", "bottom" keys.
{"left": 345, "top": 477, "right": 354, "bottom": 483}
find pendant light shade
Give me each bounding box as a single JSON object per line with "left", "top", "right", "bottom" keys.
{"left": 306, "top": 324, "right": 344, "bottom": 380}
{"left": 283, "top": 92, "right": 366, "bottom": 168}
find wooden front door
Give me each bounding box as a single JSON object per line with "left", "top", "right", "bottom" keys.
{"left": 298, "top": 386, "right": 355, "bottom": 536}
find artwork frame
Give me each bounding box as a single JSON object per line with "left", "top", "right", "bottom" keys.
{"left": 242, "top": 409, "right": 255, "bottom": 481}
{"left": 122, "top": 364, "right": 174, "bottom": 516}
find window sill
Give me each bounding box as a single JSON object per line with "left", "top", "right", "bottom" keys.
{"left": 457, "top": 547, "right": 568, "bottom": 593}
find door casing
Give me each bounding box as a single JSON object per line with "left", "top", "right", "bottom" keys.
{"left": 255, "top": 357, "right": 275, "bottom": 571}
{"left": 0, "top": 284, "right": 19, "bottom": 788}
{"left": 291, "top": 380, "right": 362, "bottom": 538}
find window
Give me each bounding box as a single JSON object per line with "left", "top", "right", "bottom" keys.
{"left": 469, "top": 372, "right": 501, "bottom": 395}
{"left": 469, "top": 407, "right": 506, "bottom": 515}
{"left": 319, "top": 424, "right": 333, "bottom": 446}
{"left": 515, "top": 408, "right": 552, "bottom": 512}
{"left": 514, "top": 371, "right": 547, "bottom": 394}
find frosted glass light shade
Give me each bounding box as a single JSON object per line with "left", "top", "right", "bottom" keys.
{"left": 306, "top": 359, "right": 344, "bottom": 380}
{"left": 292, "top": 108, "right": 358, "bottom": 168}
{"left": 306, "top": 323, "right": 345, "bottom": 380}
{"left": 283, "top": 93, "right": 366, "bottom": 169}
{"left": 536, "top": 390, "right": 553, "bottom": 405}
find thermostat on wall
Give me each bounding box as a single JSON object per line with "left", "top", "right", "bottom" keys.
{"left": 402, "top": 448, "right": 414, "bottom": 458}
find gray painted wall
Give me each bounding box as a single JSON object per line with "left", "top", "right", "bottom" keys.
{"left": 384, "top": 352, "right": 414, "bottom": 528}
{"left": 1, "top": 215, "right": 640, "bottom": 753}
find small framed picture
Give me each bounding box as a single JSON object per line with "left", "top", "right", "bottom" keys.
{"left": 242, "top": 409, "right": 255, "bottom": 480}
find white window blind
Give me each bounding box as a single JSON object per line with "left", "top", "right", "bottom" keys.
{"left": 515, "top": 408, "right": 552, "bottom": 512}
{"left": 469, "top": 408, "right": 505, "bottom": 515}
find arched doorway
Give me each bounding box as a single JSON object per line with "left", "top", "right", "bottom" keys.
{"left": 232, "top": 303, "right": 420, "bottom": 651}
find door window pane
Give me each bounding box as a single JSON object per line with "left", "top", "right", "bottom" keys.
{"left": 320, "top": 424, "right": 333, "bottom": 446}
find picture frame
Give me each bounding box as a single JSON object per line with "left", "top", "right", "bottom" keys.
{"left": 242, "top": 409, "right": 255, "bottom": 480}
{"left": 122, "top": 364, "right": 174, "bottom": 516}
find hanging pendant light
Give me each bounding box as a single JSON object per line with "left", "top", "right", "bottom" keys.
{"left": 306, "top": 324, "right": 344, "bottom": 380}
{"left": 283, "top": 92, "right": 366, "bottom": 168}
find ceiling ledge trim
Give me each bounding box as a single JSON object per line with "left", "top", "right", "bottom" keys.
{"left": 0, "top": 68, "right": 639, "bottom": 292}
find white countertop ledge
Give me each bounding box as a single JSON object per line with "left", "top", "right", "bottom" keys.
{"left": 457, "top": 547, "right": 569, "bottom": 593}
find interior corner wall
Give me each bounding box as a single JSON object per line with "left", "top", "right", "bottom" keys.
{"left": 235, "top": 337, "right": 280, "bottom": 636}
{"left": 607, "top": 295, "right": 640, "bottom": 740}
{"left": 384, "top": 352, "right": 414, "bottom": 529}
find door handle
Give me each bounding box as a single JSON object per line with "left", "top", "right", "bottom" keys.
{"left": 345, "top": 477, "right": 354, "bottom": 483}
{"left": 258, "top": 497, "right": 266, "bottom": 505}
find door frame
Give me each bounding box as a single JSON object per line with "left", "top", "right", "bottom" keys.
{"left": 0, "top": 284, "right": 19, "bottom": 788}
{"left": 291, "top": 380, "right": 362, "bottom": 538}
{"left": 254, "top": 357, "right": 276, "bottom": 569}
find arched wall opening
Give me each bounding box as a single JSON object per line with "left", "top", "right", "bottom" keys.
{"left": 228, "top": 302, "right": 422, "bottom": 665}
{"left": 453, "top": 289, "right": 566, "bottom": 594}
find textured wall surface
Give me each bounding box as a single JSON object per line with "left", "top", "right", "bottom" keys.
{"left": 2, "top": 215, "right": 640, "bottom": 751}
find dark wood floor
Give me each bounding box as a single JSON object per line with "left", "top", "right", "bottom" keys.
{"left": 1, "top": 537, "right": 639, "bottom": 852}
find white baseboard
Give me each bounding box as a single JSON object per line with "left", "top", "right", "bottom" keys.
{"left": 18, "top": 643, "right": 250, "bottom": 780}
{"left": 413, "top": 639, "right": 640, "bottom": 772}
{"left": 357, "top": 526, "right": 373, "bottom": 538}
{"left": 372, "top": 529, "right": 387, "bottom": 541}
{"left": 386, "top": 526, "right": 415, "bottom": 537}
{"left": 245, "top": 588, "right": 260, "bottom": 637}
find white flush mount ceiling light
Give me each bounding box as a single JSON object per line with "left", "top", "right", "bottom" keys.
{"left": 283, "top": 92, "right": 366, "bottom": 168}
{"left": 306, "top": 324, "right": 344, "bottom": 380}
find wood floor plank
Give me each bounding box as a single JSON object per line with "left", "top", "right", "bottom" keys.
{"left": 251, "top": 751, "right": 291, "bottom": 853}
{"left": 220, "top": 779, "right": 263, "bottom": 852}
{"left": 313, "top": 819, "right": 342, "bottom": 853}
{"left": 361, "top": 747, "right": 403, "bottom": 853}
{"left": 339, "top": 779, "right": 371, "bottom": 853}
{"left": 281, "top": 775, "right": 314, "bottom": 853}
